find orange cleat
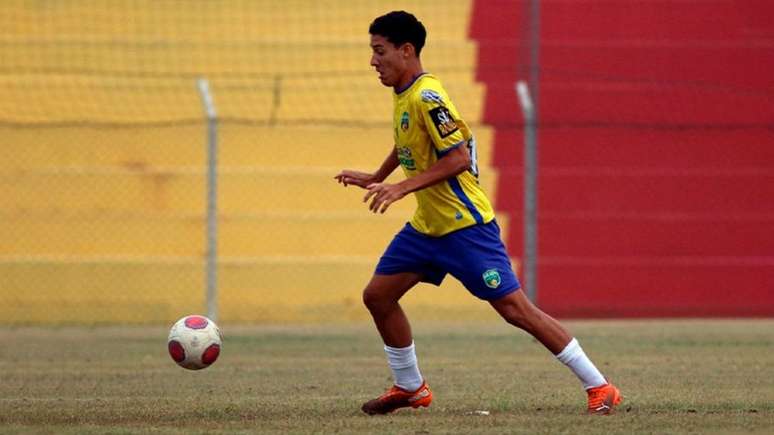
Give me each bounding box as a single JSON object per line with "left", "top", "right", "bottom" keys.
{"left": 361, "top": 381, "right": 433, "bottom": 415}
{"left": 586, "top": 382, "right": 623, "bottom": 415}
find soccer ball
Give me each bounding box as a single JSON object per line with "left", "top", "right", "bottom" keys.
{"left": 167, "top": 315, "right": 222, "bottom": 370}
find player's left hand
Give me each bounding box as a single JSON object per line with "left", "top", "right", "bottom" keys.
{"left": 334, "top": 170, "right": 375, "bottom": 189}
{"left": 363, "top": 182, "right": 407, "bottom": 214}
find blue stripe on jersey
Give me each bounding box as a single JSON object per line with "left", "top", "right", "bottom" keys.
{"left": 436, "top": 139, "right": 465, "bottom": 157}
{"left": 447, "top": 176, "right": 484, "bottom": 224}
{"left": 435, "top": 142, "right": 483, "bottom": 224}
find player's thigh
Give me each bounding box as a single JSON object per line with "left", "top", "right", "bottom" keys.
{"left": 437, "top": 221, "right": 520, "bottom": 300}
{"left": 363, "top": 272, "right": 424, "bottom": 306}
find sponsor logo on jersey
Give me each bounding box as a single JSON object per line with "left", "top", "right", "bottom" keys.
{"left": 400, "top": 111, "right": 410, "bottom": 131}
{"left": 482, "top": 269, "right": 502, "bottom": 289}
{"left": 429, "top": 106, "right": 458, "bottom": 138}
{"left": 397, "top": 146, "right": 416, "bottom": 170}
{"left": 420, "top": 89, "right": 445, "bottom": 105}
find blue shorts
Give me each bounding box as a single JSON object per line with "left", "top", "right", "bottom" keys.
{"left": 375, "top": 220, "right": 521, "bottom": 301}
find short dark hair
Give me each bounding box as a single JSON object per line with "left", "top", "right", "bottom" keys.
{"left": 369, "top": 11, "right": 426, "bottom": 57}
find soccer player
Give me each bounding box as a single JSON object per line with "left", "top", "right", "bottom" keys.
{"left": 335, "top": 10, "right": 622, "bottom": 415}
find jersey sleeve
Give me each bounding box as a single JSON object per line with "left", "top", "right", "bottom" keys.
{"left": 417, "top": 88, "right": 468, "bottom": 156}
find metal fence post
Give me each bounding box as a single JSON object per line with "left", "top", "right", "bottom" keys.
{"left": 196, "top": 78, "right": 218, "bottom": 321}
{"left": 516, "top": 81, "right": 538, "bottom": 303}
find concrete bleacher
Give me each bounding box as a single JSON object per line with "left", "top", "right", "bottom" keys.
{"left": 1, "top": 1, "right": 509, "bottom": 324}
{"left": 470, "top": 0, "right": 774, "bottom": 317}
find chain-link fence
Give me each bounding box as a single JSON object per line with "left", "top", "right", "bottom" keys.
{"left": 4, "top": 1, "right": 773, "bottom": 324}
{"left": 1, "top": 0, "right": 504, "bottom": 324}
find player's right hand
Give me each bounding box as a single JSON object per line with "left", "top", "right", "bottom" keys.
{"left": 334, "top": 170, "right": 375, "bottom": 189}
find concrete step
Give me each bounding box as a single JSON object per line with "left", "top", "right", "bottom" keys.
{"left": 1, "top": 168, "right": 499, "bottom": 215}
{"left": 496, "top": 170, "right": 774, "bottom": 214}
{"left": 492, "top": 127, "right": 774, "bottom": 169}
{"left": 481, "top": 80, "right": 774, "bottom": 126}
{"left": 1, "top": 213, "right": 401, "bottom": 256}
{"left": 537, "top": 214, "right": 774, "bottom": 257}
{"left": 1, "top": 211, "right": 511, "bottom": 256}
{"left": 0, "top": 255, "right": 507, "bottom": 324}
{"left": 3, "top": 124, "right": 494, "bottom": 170}
{"left": 537, "top": 259, "right": 774, "bottom": 318}
{"left": 5, "top": 2, "right": 476, "bottom": 43}
{"left": 4, "top": 22, "right": 477, "bottom": 78}
{"left": 0, "top": 70, "right": 484, "bottom": 125}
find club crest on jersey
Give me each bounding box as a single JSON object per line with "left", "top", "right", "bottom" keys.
{"left": 482, "top": 269, "right": 501, "bottom": 289}
{"left": 429, "top": 106, "right": 458, "bottom": 138}
{"left": 400, "top": 111, "right": 410, "bottom": 132}
{"left": 421, "top": 89, "right": 445, "bottom": 105}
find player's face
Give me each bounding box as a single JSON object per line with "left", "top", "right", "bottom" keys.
{"left": 370, "top": 34, "right": 408, "bottom": 88}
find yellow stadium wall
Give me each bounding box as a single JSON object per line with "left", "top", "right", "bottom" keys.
{"left": 0, "top": 1, "right": 517, "bottom": 324}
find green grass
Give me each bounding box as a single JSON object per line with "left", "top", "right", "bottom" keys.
{"left": 1, "top": 320, "right": 773, "bottom": 434}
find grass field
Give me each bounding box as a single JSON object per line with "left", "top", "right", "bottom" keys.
{"left": 1, "top": 319, "right": 773, "bottom": 434}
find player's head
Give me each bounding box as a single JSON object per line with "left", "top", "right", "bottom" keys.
{"left": 369, "top": 11, "right": 426, "bottom": 88}
{"left": 369, "top": 11, "right": 426, "bottom": 57}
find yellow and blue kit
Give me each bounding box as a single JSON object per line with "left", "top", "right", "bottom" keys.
{"left": 376, "top": 73, "right": 520, "bottom": 300}
{"left": 391, "top": 73, "right": 494, "bottom": 237}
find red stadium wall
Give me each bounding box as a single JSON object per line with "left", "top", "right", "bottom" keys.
{"left": 470, "top": 0, "right": 774, "bottom": 317}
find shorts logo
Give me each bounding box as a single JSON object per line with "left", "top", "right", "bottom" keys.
{"left": 429, "top": 106, "right": 458, "bottom": 138}
{"left": 400, "top": 111, "right": 410, "bottom": 131}
{"left": 482, "top": 269, "right": 501, "bottom": 289}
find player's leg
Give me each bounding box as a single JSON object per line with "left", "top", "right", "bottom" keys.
{"left": 488, "top": 290, "right": 570, "bottom": 354}
{"left": 489, "top": 291, "right": 622, "bottom": 414}
{"left": 361, "top": 272, "right": 433, "bottom": 415}
{"left": 438, "top": 220, "right": 621, "bottom": 413}
{"left": 361, "top": 223, "right": 441, "bottom": 414}
{"left": 362, "top": 272, "right": 422, "bottom": 348}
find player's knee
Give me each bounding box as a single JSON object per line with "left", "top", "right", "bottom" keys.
{"left": 503, "top": 311, "right": 529, "bottom": 330}
{"left": 492, "top": 290, "right": 542, "bottom": 331}
{"left": 362, "top": 286, "right": 389, "bottom": 313}
{"left": 500, "top": 304, "right": 538, "bottom": 331}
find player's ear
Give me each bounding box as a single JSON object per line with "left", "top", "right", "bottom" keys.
{"left": 401, "top": 42, "right": 415, "bottom": 59}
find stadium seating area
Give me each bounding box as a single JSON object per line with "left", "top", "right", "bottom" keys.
{"left": 472, "top": 0, "right": 774, "bottom": 316}
{"left": 3, "top": 0, "right": 772, "bottom": 323}
{"left": 1, "top": 1, "right": 503, "bottom": 323}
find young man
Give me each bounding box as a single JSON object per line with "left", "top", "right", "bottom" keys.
{"left": 335, "top": 11, "right": 622, "bottom": 415}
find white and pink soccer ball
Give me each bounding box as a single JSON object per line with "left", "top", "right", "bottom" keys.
{"left": 167, "top": 315, "right": 222, "bottom": 370}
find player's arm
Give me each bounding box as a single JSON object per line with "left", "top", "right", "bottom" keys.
{"left": 365, "top": 88, "right": 473, "bottom": 213}
{"left": 335, "top": 147, "right": 399, "bottom": 189}
{"left": 364, "top": 144, "right": 470, "bottom": 213}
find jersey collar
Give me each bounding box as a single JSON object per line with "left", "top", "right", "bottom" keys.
{"left": 395, "top": 72, "right": 428, "bottom": 95}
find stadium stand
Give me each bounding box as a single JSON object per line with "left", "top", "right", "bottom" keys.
{"left": 1, "top": 1, "right": 504, "bottom": 323}
{"left": 472, "top": 0, "right": 774, "bottom": 316}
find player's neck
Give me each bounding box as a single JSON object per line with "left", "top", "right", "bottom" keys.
{"left": 394, "top": 61, "right": 424, "bottom": 93}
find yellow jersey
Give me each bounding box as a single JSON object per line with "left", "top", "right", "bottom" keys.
{"left": 392, "top": 73, "right": 495, "bottom": 236}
